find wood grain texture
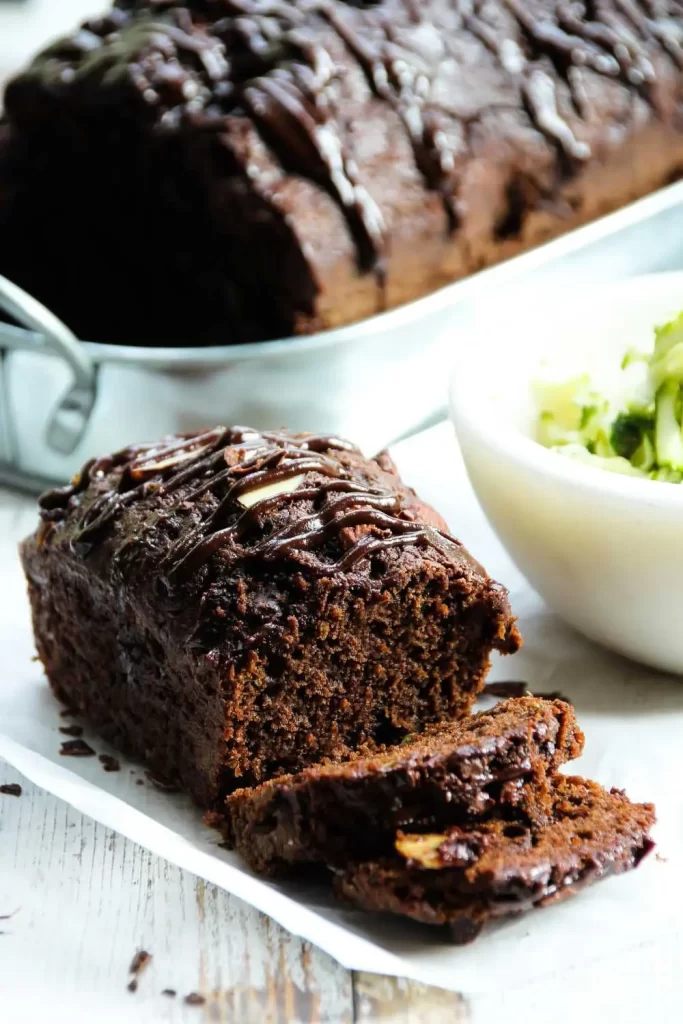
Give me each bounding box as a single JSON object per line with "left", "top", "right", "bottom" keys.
{"left": 0, "top": 757, "right": 477, "bottom": 1024}
{"left": 4, "top": 756, "right": 680, "bottom": 1024}
{"left": 353, "top": 975, "right": 468, "bottom": 1023}
{"left": 0, "top": 761, "right": 353, "bottom": 1024}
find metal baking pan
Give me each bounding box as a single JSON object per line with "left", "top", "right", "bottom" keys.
{"left": 2, "top": 179, "right": 683, "bottom": 493}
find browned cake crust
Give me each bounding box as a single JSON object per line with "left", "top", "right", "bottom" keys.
{"left": 224, "top": 697, "right": 583, "bottom": 873}
{"left": 20, "top": 426, "right": 520, "bottom": 809}
{"left": 334, "top": 775, "right": 656, "bottom": 943}
{"left": 2, "top": 1, "right": 683, "bottom": 345}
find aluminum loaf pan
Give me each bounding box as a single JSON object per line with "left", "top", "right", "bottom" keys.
{"left": 2, "top": 180, "right": 683, "bottom": 492}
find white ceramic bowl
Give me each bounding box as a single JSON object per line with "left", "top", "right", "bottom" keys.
{"left": 450, "top": 271, "right": 683, "bottom": 675}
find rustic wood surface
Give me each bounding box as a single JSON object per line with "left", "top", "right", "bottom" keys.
{"left": 0, "top": 757, "right": 472, "bottom": 1024}
{"left": 1, "top": 747, "right": 680, "bottom": 1024}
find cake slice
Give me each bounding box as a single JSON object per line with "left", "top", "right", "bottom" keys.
{"left": 224, "top": 697, "right": 583, "bottom": 873}
{"left": 21, "top": 426, "right": 520, "bottom": 809}
{"left": 335, "top": 776, "right": 656, "bottom": 943}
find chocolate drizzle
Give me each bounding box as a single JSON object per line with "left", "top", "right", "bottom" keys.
{"left": 506, "top": 0, "right": 621, "bottom": 78}
{"left": 322, "top": 4, "right": 462, "bottom": 229}
{"left": 91, "top": 2, "right": 388, "bottom": 276}
{"left": 14, "top": 0, "right": 683, "bottom": 303}
{"left": 556, "top": 4, "right": 656, "bottom": 87}
{"left": 242, "top": 54, "right": 386, "bottom": 272}
{"left": 524, "top": 67, "right": 591, "bottom": 160}
{"left": 615, "top": 0, "right": 683, "bottom": 69}
{"left": 40, "top": 427, "right": 467, "bottom": 581}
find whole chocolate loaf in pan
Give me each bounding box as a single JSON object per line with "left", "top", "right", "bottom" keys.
{"left": 20, "top": 427, "right": 520, "bottom": 808}
{"left": 1, "top": 1, "right": 683, "bottom": 346}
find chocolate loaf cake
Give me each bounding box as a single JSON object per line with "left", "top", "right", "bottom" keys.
{"left": 224, "top": 696, "right": 584, "bottom": 873}
{"left": 335, "top": 776, "right": 656, "bottom": 942}
{"left": 21, "top": 426, "right": 520, "bottom": 808}
{"left": 2, "top": 1, "right": 683, "bottom": 346}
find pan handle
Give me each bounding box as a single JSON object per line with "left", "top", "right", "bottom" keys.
{"left": 0, "top": 274, "right": 96, "bottom": 460}
{"left": 382, "top": 404, "right": 449, "bottom": 452}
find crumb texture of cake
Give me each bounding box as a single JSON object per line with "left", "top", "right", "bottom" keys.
{"left": 21, "top": 426, "right": 520, "bottom": 809}
{"left": 224, "top": 696, "right": 584, "bottom": 873}
{"left": 335, "top": 775, "right": 656, "bottom": 943}
{"left": 2, "top": 1, "right": 683, "bottom": 345}
{"left": 223, "top": 695, "right": 655, "bottom": 943}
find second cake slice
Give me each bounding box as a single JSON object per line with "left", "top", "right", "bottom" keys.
{"left": 224, "top": 697, "right": 655, "bottom": 945}
{"left": 223, "top": 697, "right": 583, "bottom": 873}
{"left": 336, "top": 776, "right": 655, "bottom": 943}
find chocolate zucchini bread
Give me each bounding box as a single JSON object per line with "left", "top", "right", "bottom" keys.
{"left": 223, "top": 695, "right": 655, "bottom": 942}
{"left": 224, "top": 696, "right": 584, "bottom": 873}
{"left": 21, "top": 426, "right": 520, "bottom": 808}
{"left": 2, "top": 1, "right": 683, "bottom": 346}
{"left": 335, "top": 775, "right": 656, "bottom": 942}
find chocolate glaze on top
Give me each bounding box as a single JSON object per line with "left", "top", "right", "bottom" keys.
{"left": 320, "top": 3, "right": 463, "bottom": 228}
{"left": 242, "top": 59, "right": 387, "bottom": 273}
{"left": 39, "top": 427, "right": 470, "bottom": 580}
{"left": 14, "top": 0, "right": 683, "bottom": 287}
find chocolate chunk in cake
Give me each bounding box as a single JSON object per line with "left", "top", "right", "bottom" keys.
{"left": 224, "top": 697, "right": 582, "bottom": 873}
{"left": 21, "top": 426, "right": 520, "bottom": 810}
{"left": 335, "top": 776, "right": 656, "bottom": 942}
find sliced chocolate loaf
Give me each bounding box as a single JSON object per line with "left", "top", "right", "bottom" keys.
{"left": 21, "top": 426, "right": 520, "bottom": 809}
{"left": 335, "top": 776, "right": 656, "bottom": 943}
{"left": 224, "top": 697, "right": 583, "bottom": 873}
